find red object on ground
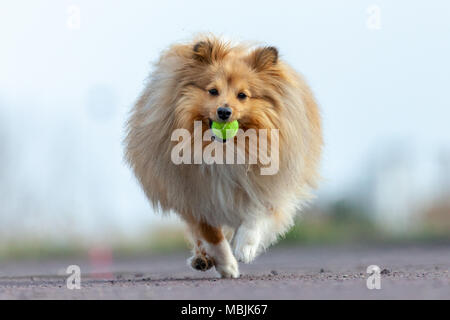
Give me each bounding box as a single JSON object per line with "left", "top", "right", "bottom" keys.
{"left": 88, "top": 246, "right": 113, "bottom": 279}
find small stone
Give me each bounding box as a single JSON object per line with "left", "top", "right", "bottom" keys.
{"left": 381, "top": 268, "right": 391, "bottom": 275}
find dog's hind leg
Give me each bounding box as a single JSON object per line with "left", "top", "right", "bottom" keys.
{"left": 233, "top": 208, "right": 295, "bottom": 263}
{"left": 232, "top": 220, "right": 264, "bottom": 264}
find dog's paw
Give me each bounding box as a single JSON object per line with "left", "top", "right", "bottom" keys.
{"left": 203, "top": 239, "right": 240, "bottom": 278}
{"left": 233, "top": 226, "right": 261, "bottom": 264}
{"left": 215, "top": 257, "right": 240, "bottom": 279}
{"left": 189, "top": 255, "right": 214, "bottom": 272}
{"left": 234, "top": 243, "right": 259, "bottom": 264}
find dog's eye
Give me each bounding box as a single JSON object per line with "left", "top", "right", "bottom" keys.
{"left": 208, "top": 88, "right": 219, "bottom": 96}
{"left": 237, "top": 92, "right": 247, "bottom": 100}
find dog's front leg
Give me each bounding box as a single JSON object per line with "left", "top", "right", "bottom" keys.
{"left": 190, "top": 221, "right": 239, "bottom": 278}
{"left": 187, "top": 238, "right": 214, "bottom": 272}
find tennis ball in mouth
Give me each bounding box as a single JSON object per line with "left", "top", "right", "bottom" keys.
{"left": 211, "top": 120, "right": 239, "bottom": 141}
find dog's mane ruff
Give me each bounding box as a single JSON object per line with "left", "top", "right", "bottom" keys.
{"left": 125, "top": 37, "right": 322, "bottom": 228}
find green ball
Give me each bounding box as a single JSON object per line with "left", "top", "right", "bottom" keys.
{"left": 211, "top": 120, "right": 239, "bottom": 141}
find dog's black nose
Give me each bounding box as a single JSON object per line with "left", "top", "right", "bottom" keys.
{"left": 217, "top": 106, "right": 232, "bottom": 121}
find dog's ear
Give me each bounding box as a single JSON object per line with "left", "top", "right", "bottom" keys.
{"left": 192, "top": 40, "right": 227, "bottom": 64}
{"left": 193, "top": 41, "right": 211, "bottom": 63}
{"left": 247, "top": 46, "right": 278, "bottom": 72}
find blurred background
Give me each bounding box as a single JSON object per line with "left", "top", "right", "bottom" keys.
{"left": 0, "top": 0, "right": 449, "bottom": 261}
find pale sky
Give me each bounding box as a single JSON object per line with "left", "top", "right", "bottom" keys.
{"left": 0, "top": 0, "right": 449, "bottom": 239}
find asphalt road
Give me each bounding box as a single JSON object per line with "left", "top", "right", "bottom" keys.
{"left": 0, "top": 244, "right": 448, "bottom": 299}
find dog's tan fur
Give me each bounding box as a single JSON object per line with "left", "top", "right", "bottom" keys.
{"left": 125, "top": 36, "right": 322, "bottom": 278}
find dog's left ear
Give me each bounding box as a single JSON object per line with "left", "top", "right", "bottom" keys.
{"left": 247, "top": 46, "right": 278, "bottom": 72}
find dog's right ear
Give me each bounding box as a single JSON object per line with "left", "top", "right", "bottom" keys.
{"left": 193, "top": 41, "right": 212, "bottom": 63}
{"left": 192, "top": 40, "right": 227, "bottom": 64}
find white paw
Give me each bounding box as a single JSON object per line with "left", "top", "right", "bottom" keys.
{"left": 204, "top": 240, "right": 240, "bottom": 279}
{"left": 234, "top": 243, "right": 259, "bottom": 264}
{"left": 215, "top": 257, "right": 240, "bottom": 279}
{"left": 233, "top": 226, "right": 261, "bottom": 264}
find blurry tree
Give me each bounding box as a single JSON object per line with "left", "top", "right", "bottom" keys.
{"left": 424, "top": 203, "right": 450, "bottom": 235}
{"left": 0, "top": 104, "right": 9, "bottom": 216}
{"left": 438, "top": 150, "right": 450, "bottom": 202}
{"left": 423, "top": 150, "right": 450, "bottom": 237}
{"left": 280, "top": 199, "right": 379, "bottom": 245}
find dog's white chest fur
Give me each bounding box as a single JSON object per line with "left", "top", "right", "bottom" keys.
{"left": 186, "top": 164, "right": 265, "bottom": 228}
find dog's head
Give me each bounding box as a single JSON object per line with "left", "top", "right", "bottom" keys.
{"left": 173, "top": 37, "right": 283, "bottom": 135}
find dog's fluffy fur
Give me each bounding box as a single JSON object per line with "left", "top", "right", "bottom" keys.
{"left": 125, "top": 36, "right": 322, "bottom": 278}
